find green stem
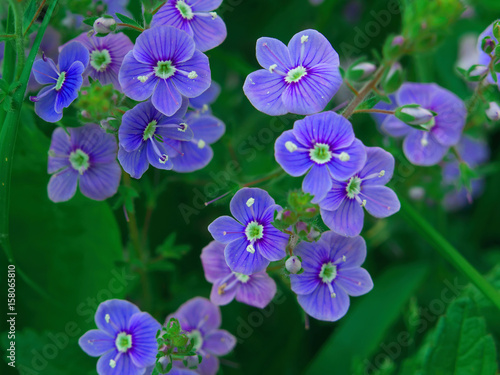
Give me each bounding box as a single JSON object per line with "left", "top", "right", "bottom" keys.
{"left": 342, "top": 66, "right": 387, "bottom": 118}
{"left": 0, "top": 8, "right": 16, "bottom": 129}
{"left": 399, "top": 199, "right": 500, "bottom": 312}
{"left": 0, "top": 0, "right": 59, "bottom": 301}
{"left": 8, "top": 0, "right": 25, "bottom": 79}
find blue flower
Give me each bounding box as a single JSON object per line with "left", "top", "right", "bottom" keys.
{"left": 79, "top": 299, "right": 161, "bottom": 375}
{"left": 30, "top": 42, "right": 89, "bottom": 123}
{"left": 290, "top": 231, "right": 373, "bottom": 322}
{"left": 275, "top": 112, "right": 367, "bottom": 202}
{"left": 151, "top": 0, "right": 227, "bottom": 52}
{"left": 118, "top": 26, "right": 211, "bottom": 116}
{"left": 208, "top": 188, "right": 290, "bottom": 275}
{"left": 318, "top": 147, "right": 400, "bottom": 237}
{"left": 48, "top": 124, "right": 121, "bottom": 202}
{"left": 243, "top": 29, "right": 342, "bottom": 116}
{"left": 171, "top": 112, "right": 225, "bottom": 173}
{"left": 118, "top": 100, "right": 193, "bottom": 179}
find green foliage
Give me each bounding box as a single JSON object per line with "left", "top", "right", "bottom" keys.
{"left": 400, "top": 297, "right": 497, "bottom": 375}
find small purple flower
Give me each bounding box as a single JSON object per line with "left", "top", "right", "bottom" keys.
{"left": 79, "top": 299, "right": 161, "bottom": 375}
{"left": 48, "top": 124, "right": 121, "bottom": 202}
{"left": 189, "top": 81, "right": 221, "bottom": 112}
{"left": 28, "top": 26, "right": 62, "bottom": 91}
{"left": 478, "top": 20, "right": 500, "bottom": 90}
{"left": 275, "top": 112, "right": 367, "bottom": 202}
{"left": 30, "top": 42, "right": 89, "bottom": 123}
{"left": 374, "top": 83, "right": 466, "bottom": 166}
{"left": 119, "top": 26, "right": 211, "bottom": 116}
{"left": 151, "top": 0, "right": 227, "bottom": 52}
{"left": 290, "top": 231, "right": 373, "bottom": 322}
{"left": 64, "top": 32, "right": 134, "bottom": 92}
{"left": 201, "top": 241, "right": 277, "bottom": 308}
{"left": 118, "top": 100, "right": 193, "bottom": 179}
{"left": 319, "top": 147, "right": 400, "bottom": 237}
{"left": 243, "top": 29, "right": 342, "bottom": 116}
{"left": 208, "top": 188, "right": 290, "bottom": 275}
{"left": 442, "top": 136, "right": 490, "bottom": 211}
{"left": 166, "top": 297, "right": 236, "bottom": 375}
{"left": 171, "top": 112, "right": 225, "bottom": 173}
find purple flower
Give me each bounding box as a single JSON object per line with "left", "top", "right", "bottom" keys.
{"left": 118, "top": 26, "right": 211, "bottom": 116}
{"left": 275, "top": 112, "right": 367, "bottom": 202}
{"left": 28, "top": 26, "right": 62, "bottom": 91}
{"left": 189, "top": 81, "right": 221, "bottom": 112}
{"left": 79, "top": 299, "right": 161, "bottom": 375}
{"left": 64, "top": 32, "right": 133, "bottom": 92}
{"left": 478, "top": 20, "right": 500, "bottom": 90}
{"left": 290, "top": 231, "right": 373, "bottom": 322}
{"left": 166, "top": 297, "right": 236, "bottom": 375}
{"left": 171, "top": 112, "right": 225, "bottom": 173}
{"left": 243, "top": 29, "right": 342, "bottom": 116}
{"left": 374, "top": 83, "right": 466, "bottom": 166}
{"left": 30, "top": 42, "right": 89, "bottom": 123}
{"left": 48, "top": 124, "right": 121, "bottom": 202}
{"left": 319, "top": 147, "right": 400, "bottom": 237}
{"left": 208, "top": 188, "right": 290, "bottom": 275}
{"left": 151, "top": 0, "right": 227, "bottom": 52}
{"left": 201, "top": 241, "right": 277, "bottom": 308}
{"left": 118, "top": 100, "right": 193, "bottom": 179}
{"left": 442, "top": 136, "right": 490, "bottom": 211}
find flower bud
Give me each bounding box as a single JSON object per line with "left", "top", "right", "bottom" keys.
{"left": 93, "top": 16, "right": 117, "bottom": 35}
{"left": 382, "top": 62, "right": 403, "bottom": 94}
{"left": 295, "top": 221, "right": 320, "bottom": 241}
{"left": 481, "top": 36, "right": 495, "bottom": 54}
{"left": 346, "top": 62, "right": 377, "bottom": 81}
{"left": 493, "top": 21, "right": 500, "bottom": 40}
{"left": 395, "top": 104, "right": 435, "bottom": 126}
{"left": 285, "top": 256, "right": 302, "bottom": 274}
{"left": 485, "top": 102, "right": 500, "bottom": 121}
{"left": 392, "top": 35, "right": 405, "bottom": 47}
{"left": 467, "top": 64, "right": 489, "bottom": 81}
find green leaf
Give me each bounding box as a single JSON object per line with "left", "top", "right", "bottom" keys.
{"left": 305, "top": 263, "right": 428, "bottom": 375}
{"left": 83, "top": 16, "right": 99, "bottom": 27}
{"left": 155, "top": 232, "right": 191, "bottom": 260}
{"left": 400, "top": 297, "right": 498, "bottom": 375}
{"left": 116, "top": 13, "right": 143, "bottom": 29}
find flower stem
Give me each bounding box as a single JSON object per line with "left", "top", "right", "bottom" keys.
{"left": 7, "top": 0, "right": 25, "bottom": 79}
{"left": 0, "top": 0, "right": 59, "bottom": 301}
{"left": 399, "top": 199, "right": 500, "bottom": 312}
{"left": 24, "top": 0, "right": 47, "bottom": 37}
{"left": 342, "top": 66, "right": 387, "bottom": 118}
{"left": 117, "top": 23, "right": 145, "bottom": 32}
{"left": 352, "top": 108, "right": 395, "bottom": 115}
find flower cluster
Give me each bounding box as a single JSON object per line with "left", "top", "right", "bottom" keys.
{"left": 29, "top": 0, "right": 227, "bottom": 203}
{"left": 79, "top": 298, "right": 236, "bottom": 375}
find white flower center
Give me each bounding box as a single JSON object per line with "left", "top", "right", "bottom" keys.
{"left": 176, "top": 0, "right": 194, "bottom": 20}
{"left": 90, "top": 49, "right": 112, "bottom": 72}
{"left": 115, "top": 332, "right": 133, "bottom": 353}
{"left": 285, "top": 66, "right": 307, "bottom": 83}
{"left": 309, "top": 143, "right": 332, "bottom": 164}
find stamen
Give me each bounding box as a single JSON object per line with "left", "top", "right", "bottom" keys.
{"left": 246, "top": 198, "right": 255, "bottom": 207}
{"left": 338, "top": 152, "right": 350, "bottom": 161}
{"left": 246, "top": 244, "right": 255, "bottom": 253}
{"left": 285, "top": 141, "right": 298, "bottom": 152}
{"left": 420, "top": 132, "right": 429, "bottom": 147}
{"left": 269, "top": 64, "right": 278, "bottom": 73}
{"left": 209, "top": 11, "right": 217, "bottom": 19}
{"left": 197, "top": 139, "right": 206, "bottom": 149}
{"left": 301, "top": 35, "right": 309, "bottom": 44}
{"left": 205, "top": 191, "right": 230, "bottom": 206}
{"left": 188, "top": 71, "right": 198, "bottom": 79}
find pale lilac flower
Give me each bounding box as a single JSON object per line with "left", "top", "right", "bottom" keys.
{"left": 319, "top": 147, "right": 400, "bottom": 237}
{"left": 151, "top": 0, "right": 227, "bottom": 52}
{"left": 79, "top": 299, "right": 161, "bottom": 375}
{"left": 290, "top": 231, "right": 373, "bottom": 322}
{"left": 243, "top": 29, "right": 342, "bottom": 116}
{"left": 208, "top": 188, "right": 290, "bottom": 275}
{"left": 374, "top": 83, "right": 466, "bottom": 166}
{"left": 201, "top": 241, "right": 277, "bottom": 308}
{"left": 64, "top": 32, "right": 133, "bottom": 91}
{"left": 48, "top": 124, "right": 120, "bottom": 202}
{"left": 275, "top": 112, "right": 366, "bottom": 202}
{"left": 166, "top": 297, "right": 236, "bottom": 375}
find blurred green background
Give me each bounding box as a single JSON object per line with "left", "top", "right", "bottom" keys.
{"left": 2, "top": 0, "right": 500, "bottom": 374}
